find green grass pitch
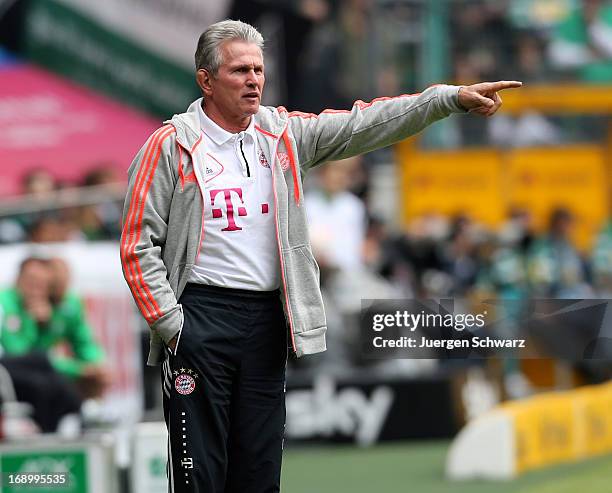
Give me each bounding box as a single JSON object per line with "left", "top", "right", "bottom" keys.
{"left": 282, "top": 441, "right": 612, "bottom": 493}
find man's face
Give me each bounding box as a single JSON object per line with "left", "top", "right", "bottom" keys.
{"left": 202, "top": 40, "right": 265, "bottom": 120}
{"left": 17, "top": 261, "right": 51, "bottom": 301}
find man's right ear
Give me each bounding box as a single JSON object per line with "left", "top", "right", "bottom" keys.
{"left": 196, "top": 69, "right": 213, "bottom": 97}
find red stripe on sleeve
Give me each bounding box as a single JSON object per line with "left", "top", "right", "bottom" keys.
{"left": 121, "top": 126, "right": 170, "bottom": 322}
{"left": 130, "top": 127, "right": 175, "bottom": 322}
{"left": 121, "top": 125, "right": 174, "bottom": 323}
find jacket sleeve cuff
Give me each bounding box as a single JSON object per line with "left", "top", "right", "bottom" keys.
{"left": 151, "top": 305, "right": 183, "bottom": 344}
{"left": 437, "top": 85, "right": 468, "bottom": 114}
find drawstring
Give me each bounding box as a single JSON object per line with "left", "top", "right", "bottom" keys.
{"left": 281, "top": 129, "right": 300, "bottom": 205}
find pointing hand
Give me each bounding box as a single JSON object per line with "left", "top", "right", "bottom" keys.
{"left": 458, "top": 80, "right": 523, "bottom": 117}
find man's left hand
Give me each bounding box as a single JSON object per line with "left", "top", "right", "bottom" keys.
{"left": 458, "top": 80, "right": 523, "bottom": 117}
{"left": 78, "top": 365, "right": 112, "bottom": 398}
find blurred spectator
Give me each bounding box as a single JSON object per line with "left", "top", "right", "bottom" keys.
{"left": 27, "top": 214, "right": 76, "bottom": 243}
{"left": 230, "top": 0, "right": 330, "bottom": 108}
{"left": 515, "top": 30, "right": 550, "bottom": 83}
{"left": 77, "top": 166, "right": 123, "bottom": 240}
{"left": 383, "top": 213, "right": 448, "bottom": 297}
{"left": 296, "top": 0, "right": 398, "bottom": 113}
{"left": 21, "top": 168, "right": 57, "bottom": 197}
{"left": 333, "top": 0, "right": 398, "bottom": 101}
{"left": 362, "top": 216, "right": 393, "bottom": 276}
{"left": 0, "top": 256, "right": 109, "bottom": 399}
{"left": 548, "top": 0, "right": 612, "bottom": 82}
{"left": 306, "top": 157, "right": 367, "bottom": 273}
{"left": 47, "top": 257, "right": 110, "bottom": 398}
{"left": 439, "top": 215, "right": 483, "bottom": 296}
{"left": 452, "top": 1, "right": 515, "bottom": 83}
{"left": 528, "top": 207, "right": 593, "bottom": 297}
{"left": 499, "top": 207, "right": 536, "bottom": 249}
{"left": 488, "top": 111, "right": 562, "bottom": 148}
{"left": 591, "top": 218, "right": 612, "bottom": 293}
{"left": 483, "top": 208, "right": 534, "bottom": 299}
{"left": 481, "top": 209, "right": 536, "bottom": 397}
{"left": 0, "top": 169, "right": 59, "bottom": 244}
{"left": 0, "top": 257, "right": 83, "bottom": 432}
{"left": 304, "top": 158, "right": 403, "bottom": 369}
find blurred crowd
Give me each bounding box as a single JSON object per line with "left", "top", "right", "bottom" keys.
{"left": 451, "top": 0, "right": 612, "bottom": 85}
{"left": 303, "top": 156, "right": 609, "bottom": 333}
{"left": 0, "top": 166, "right": 124, "bottom": 244}
{"left": 3, "top": 154, "right": 612, "bottom": 431}
{"left": 295, "top": 160, "right": 612, "bottom": 397}
{"left": 228, "top": 0, "right": 612, "bottom": 114}
{"left": 228, "top": 0, "right": 612, "bottom": 150}
{"left": 8, "top": 158, "right": 603, "bottom": 303}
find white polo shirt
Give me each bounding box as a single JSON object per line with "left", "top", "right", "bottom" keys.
{"left": 188, "top": 105, "right": 280, "bottom": 290}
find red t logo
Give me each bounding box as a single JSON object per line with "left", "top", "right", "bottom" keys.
{"left": 210, "top": 188, "right": 247, "bottom": 231}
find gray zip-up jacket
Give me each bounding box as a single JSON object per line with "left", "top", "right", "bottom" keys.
{"left": 120, "top": 85, "right": 466, "bottom": 365}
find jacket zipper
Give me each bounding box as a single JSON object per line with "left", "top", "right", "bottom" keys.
{"left": 270, "top": 124, "right": 297, "bottom": 354}
{"left": 177, "top": 137, "right": 205, "bottom": 267}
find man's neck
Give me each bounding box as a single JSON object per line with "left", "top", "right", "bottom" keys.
{"left": 202, "top": 101, "right": 251, "bottom": 134}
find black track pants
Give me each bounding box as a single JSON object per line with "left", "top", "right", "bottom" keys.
{"left": 162, "top": 284, "right": 288, "bottom": 493}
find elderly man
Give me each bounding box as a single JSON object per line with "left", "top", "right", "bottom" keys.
{"left": 120, "top": 19, "right": 520, "bottom": 493}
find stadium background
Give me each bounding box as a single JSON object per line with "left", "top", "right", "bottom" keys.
{"left": 1, "top": 0, "right": 612, "bottom": 491}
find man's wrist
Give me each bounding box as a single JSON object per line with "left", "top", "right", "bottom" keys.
{"left": 456, "top": 86, "right": 468, "bottom": 112}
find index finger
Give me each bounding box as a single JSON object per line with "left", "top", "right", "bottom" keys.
{"left": 487, "top": 80, "right": 523, "bottom": 91}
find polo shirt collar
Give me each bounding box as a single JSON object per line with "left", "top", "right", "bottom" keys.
{"left": 198, "top": 103, "right": 256, "bottom": 145}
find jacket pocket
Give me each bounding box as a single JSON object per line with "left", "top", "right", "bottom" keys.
{"left": 297, "top": 246, "right": 318, "bottom": 271}
{"left": 171, "top": 304, "right": 185, "bottom": 356}
{"left": 282, "top": 245, "right": 326, "bottom": 335}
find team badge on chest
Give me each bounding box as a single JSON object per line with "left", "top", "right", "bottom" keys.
{"left": 174, "top": 368, "right": 198, "bottom": 395}
{"left": 258, "top": 150, "right": 270, "bottom": 168}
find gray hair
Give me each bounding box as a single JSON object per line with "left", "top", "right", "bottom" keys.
{"left": 195, "top": 20, "right": 264, "bottom": 75}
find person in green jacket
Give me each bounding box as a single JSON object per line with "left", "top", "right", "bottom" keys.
{"left": 549, "top": 0, "right": 612, "bottom": 82}
{"left": 0, "top": 256, "right": 109, "bottom": 399}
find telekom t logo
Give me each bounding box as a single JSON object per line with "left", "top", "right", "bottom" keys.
{"left": 210, "top": 188, "right": 247, "bottom": 231}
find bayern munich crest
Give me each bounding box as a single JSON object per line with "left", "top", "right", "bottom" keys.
{"left": 258, "top": 150, "right": 269, "bottom": 168}
{"left": 277, "top": 152, "right": 290, "bottom": 171}
{"left": 174, "top": 368, "right": 198, "bottom": 395}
